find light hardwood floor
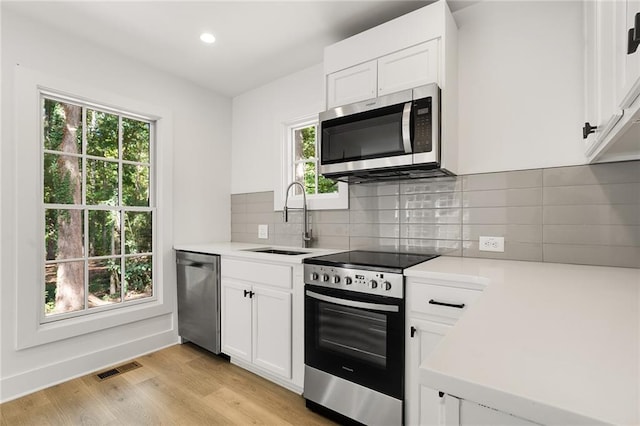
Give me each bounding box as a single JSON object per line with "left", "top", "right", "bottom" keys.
{"left": 0, "top": 343, "right": 336, "bottom": 425}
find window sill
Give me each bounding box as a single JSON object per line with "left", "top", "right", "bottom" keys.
{"left": 18, "top": 299, "right": 171, "bottom": 350}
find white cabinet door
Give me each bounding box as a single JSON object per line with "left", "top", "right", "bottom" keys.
{"left": 378, "top": 40, "right": 439, "bottom": 97}
{"left": 406, "top": 319, "right": 452, "bottom": 426}
{"left": 326, "top": 60, "right": 377, "bottom": 109}
{"left": 252, "top": 285, "right": 292, "bottom": 379}
{"left": 221, "top": 279, "right": 252, "bottom": 362}
{"left": 584, "top": 0, "right": 624, "bottom": 152}
{"left": 617, "top": 0, "right": 640, "bottom": 109}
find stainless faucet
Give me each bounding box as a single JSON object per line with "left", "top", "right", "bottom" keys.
{"left": 283, "top": 181, "right": 311, "bottom": 248}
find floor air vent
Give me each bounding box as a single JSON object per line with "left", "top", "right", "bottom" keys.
{"left": 95, "top": 361, "right": 142, "bottom": 381}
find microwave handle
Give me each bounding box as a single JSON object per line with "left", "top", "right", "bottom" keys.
{"left": 401, "top": 101, "right": 412, "bottom": 154}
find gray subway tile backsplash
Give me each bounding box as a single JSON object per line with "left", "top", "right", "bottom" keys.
{"left": 230, "top": 160, "right": 640, "bottom": 268}
{"left": 543, "top": 161, "right": 640, "bottom": 186}
{"left": 461, "top": 169, "right": 543, "bottom": 191}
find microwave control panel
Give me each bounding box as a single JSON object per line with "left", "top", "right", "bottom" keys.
{"left": 413, "top": 97, "right": 432, "bottom": 153}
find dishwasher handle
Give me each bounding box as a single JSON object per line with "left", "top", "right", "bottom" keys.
{"left": 176, "top": 251, "right": 218, "bottom": 271}
{"left": 177, "top": 258, "right": 216, "bottom": 270}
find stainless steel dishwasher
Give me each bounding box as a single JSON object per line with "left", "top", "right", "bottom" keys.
{"left": 176, "top": 250, "right": 221, "bottom": 354}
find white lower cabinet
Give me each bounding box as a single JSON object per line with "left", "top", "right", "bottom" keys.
{"left": 252, "top": 285, "right": 291, "bottom": 377}
{"left": 405, "top": 277, "right": 483, "bottom": 426}
{"left": 221, "top": 257, "right": 297, "bottom": 388}
{"left": 406, "top": 319, "right": 451, "bottom": 426}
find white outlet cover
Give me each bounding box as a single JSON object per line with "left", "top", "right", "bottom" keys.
{"left": 479, "top": 236, "right": 505, "bottom": 252}
{"left": 258, "top": 224, "right": 268, "bottom": 239}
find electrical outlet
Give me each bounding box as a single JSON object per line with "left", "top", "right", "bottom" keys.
{"left": 479, "top": 236, "right": 504, "bottom": 252}
{"left": 258, "top": 224, "right": 268, "bottom": 239}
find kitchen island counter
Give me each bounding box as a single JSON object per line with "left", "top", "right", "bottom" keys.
{"left": 406, "top": 257, "right": 640, "bottom": 425}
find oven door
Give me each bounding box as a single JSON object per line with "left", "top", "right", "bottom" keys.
{"left": 304, "top": 284, "right": 404, "bottom": 399}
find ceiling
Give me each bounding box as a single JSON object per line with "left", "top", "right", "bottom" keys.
{"left": 3, "top": 1, "right": 472, "bottom": 98}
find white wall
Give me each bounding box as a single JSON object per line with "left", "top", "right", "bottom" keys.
{"left": 0, "top": 8, "right": 231, "bottom": 402}
{"left": 230, "top": 1, "right": 587, "bottom": 193}
{"left": 455, "top": 1, "right": 586, "bottom": 174}
{"left": 231, "top": 63, "right": 324, "bottom": 194}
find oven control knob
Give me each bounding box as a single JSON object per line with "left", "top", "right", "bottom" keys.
{"left": 368, "top": 279, "right": 378, "bottom": 289}
{"left": 344, "top": 277, "right": 353, "bottom": 285}
{"left": 383, "top": 281, "right": 392, "bottom": 291}
{"left": 310, "top": 272, "right": 318, "bottom": 281}
{"left": 331, "top": 275, "right": 340, "bottom": 284}
{"left": 322, "top": 274, "right": 330, "bottom": 282}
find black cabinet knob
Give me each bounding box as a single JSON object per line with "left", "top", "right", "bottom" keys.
{"left": 582, "top": 122, "right": 598, "bottom": 139}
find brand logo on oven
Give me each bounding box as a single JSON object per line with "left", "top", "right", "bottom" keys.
{"left": 341, "top": 366, "right": 355, "bottom": 373}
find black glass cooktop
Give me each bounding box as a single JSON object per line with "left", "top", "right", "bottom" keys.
{"left": 303, "top": 250, "right": 439, "bottom": 273}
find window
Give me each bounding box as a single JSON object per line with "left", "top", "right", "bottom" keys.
{"left": 42, "top": 94, "right": 155, "bottom": 321}
{"left": 291, "top": 121, "right": 337, "bottom": 196}
{"left": 277, "top": 117, "right": 347, "bottom": 211}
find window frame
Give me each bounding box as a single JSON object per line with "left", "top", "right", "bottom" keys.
{"left": 40, "top": 91, "right": 157, "bottom": 324}
{"left": 276, "top": 115, "right": 348, "bottom": 211}
{"left": 14, "top": 65, "right": 173, "bottom": 350}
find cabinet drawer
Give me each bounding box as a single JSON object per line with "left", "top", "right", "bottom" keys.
{"left": 408, "top": 283, "right": 481, "bottom": 321}
{"left": 222, "top": 258, "right": 292, "bottom": 289}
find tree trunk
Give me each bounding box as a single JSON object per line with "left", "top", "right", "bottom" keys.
{"left": 54, "top": 104, "right": 84, "bottom": 314}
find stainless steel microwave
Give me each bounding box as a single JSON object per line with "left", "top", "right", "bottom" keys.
{"left": 319, "top": 83, "right": 451, "bottom": 182}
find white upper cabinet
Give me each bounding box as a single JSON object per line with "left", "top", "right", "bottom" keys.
{"left": 377, "top": 39, "right": 440, "bottom": 97}
{"left": 616, "top": 0, "right": 640, "bottom": 109}
{"left": 323, "top": 0, "right": 457, "bottom": 110}
{"left": 326, "top": 40, "right": 440, "bottom": 109}
{"left": 326, "top": 60, "right": 377, "bottom": 109}
{"left": 584, "top": 0, "right": 623, "bottom": 152}
{"left": 585, "top": 0, "right": 640, "bottom": 163}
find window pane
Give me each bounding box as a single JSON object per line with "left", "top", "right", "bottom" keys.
{"left": 293, "top": 125, "right": 316, "bottom": 161}
{"left": 43, "top": 99, "right": 82, "bottom": 153}
{"left": 45, "top": 209, "right": 84, "bottom": 260}
{"left": 125, "top": 212, "right": 152, "bottom": 254}
{"left": 89, "top": 210, "right": 121, "bottom": 257}
{"left": 304, "top": 162, "right": 317, "bottom": 194}
{"left": 318, "top": 174, "right": 338, "bottom": 194}
{"left": 293, "top": 161, "right": 305, "bottom": 194}
{"left": 86, "top": 159, "right": 118, "bottom": 205}
{"left": 123, "top": 118, "right": 150, "bottom": 163}
{"left": 122, "top": 164, "right": 149, "bottom": 206}
{"left": 86, "top": 109, "right": 118, "bottom": 159}
{"left": 44, "top": 153, "right": 83, "bottom": 204}
{"left": 44, "top": 261, "right": 85, "bottom": 316}
{"left": 89, "top": 258, "right": 122, "bottom": 308}
{"left": 124, "top": 255, "right": 152, "bottom": 301}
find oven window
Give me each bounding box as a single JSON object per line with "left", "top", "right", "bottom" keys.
{"left": 317, "top": 301, "right": 387, "bottom": 368}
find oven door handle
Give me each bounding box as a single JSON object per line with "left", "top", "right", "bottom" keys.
{"left": 306, "top": 290, "right": 399, "bottom": 313}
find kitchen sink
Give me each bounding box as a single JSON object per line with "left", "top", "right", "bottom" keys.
{"left": 243, "top": 248, "right": 310, "bottom": 256}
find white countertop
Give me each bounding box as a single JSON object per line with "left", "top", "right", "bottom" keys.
{"left": 407, "top": 256, "right": 640, "bottom": 426}
{"left": 173, "top": 241, "right": 342, "bottom": 264}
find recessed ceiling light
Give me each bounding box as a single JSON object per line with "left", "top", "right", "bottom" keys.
{"left": 200, "top": 33, "right": 216, "bottom": 44}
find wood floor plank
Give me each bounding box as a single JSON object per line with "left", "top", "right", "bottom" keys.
{"left": 0, "top": 343, "right": 337, "bottom": 426}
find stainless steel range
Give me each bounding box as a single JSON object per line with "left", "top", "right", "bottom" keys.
{"left": 303, "top": 250, "right": 438, "bottom": 426}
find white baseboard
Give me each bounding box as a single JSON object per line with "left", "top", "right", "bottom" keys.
{"left": 0, "top": 330, "right": 179, "bottom": 403}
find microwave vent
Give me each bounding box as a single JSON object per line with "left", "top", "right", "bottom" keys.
{"left": 324, "top": 166, "right": 455, "bottom": 184}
